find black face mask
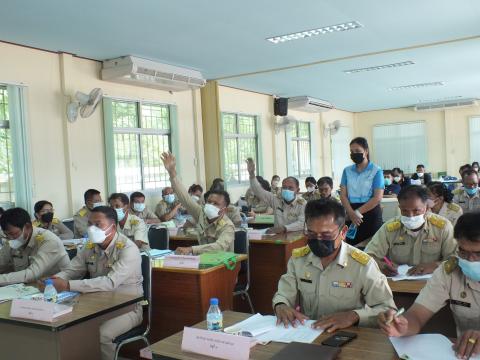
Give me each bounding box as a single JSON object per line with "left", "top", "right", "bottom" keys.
{"left": 41, "top": 212, "right": 54, "bottom": 223}
{"left": 350, "top": 152, "right": 364, "bottom": 164}
{"left": 308, "top": 238, "right": 337, "bottom": 258}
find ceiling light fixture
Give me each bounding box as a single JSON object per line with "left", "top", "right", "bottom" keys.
{"left": 417, "top": 95, "right": 463, "bottom": 103}
{"left": 344, "top": 61, "right": 415, "bottom": 74}
{"left": 266, "top": 21, "right": 363, "bottom": 44}
{"left": 388, "top": 81, "right": 445, "bottom": 91}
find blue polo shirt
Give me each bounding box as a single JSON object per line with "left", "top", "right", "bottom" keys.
{"left": 340, "top": 162, "right": 384, "bottom": 203}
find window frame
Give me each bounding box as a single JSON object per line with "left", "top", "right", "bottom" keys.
{"left": 286, "top": 120, "right": 312, "bottom": 179}
{"left": 220, "top": 112, "right": 261, "bottom": 185}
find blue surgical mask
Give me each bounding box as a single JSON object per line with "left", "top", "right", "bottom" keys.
{"left": 164, "top": 194, "right": 176, "bottom": 204}
{"left": 133, "top": 203, "right": 145, "bottom": 212}
{"left": 384, "top": 178, "right": 392, "bottom": 186}
{"left": 458, "top": 257, "right": 480, "bottom": 282}
{"left": 115, "top": 208, "right": 125, "bottom": 222}
{"left": 281, "top": 189, "right": 295, "bottom": 202}
{"left": 465, "top": 187, "right": 478, "bottom": 196}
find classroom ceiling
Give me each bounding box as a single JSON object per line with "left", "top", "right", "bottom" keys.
{"left": 1, "top": 0, "right": 480, "bottom": 112}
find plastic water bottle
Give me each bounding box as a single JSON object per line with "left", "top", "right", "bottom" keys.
{"left": 346, "top": 223, "right": 357, "bottom": 240}
{"left": 43, "top": 279, "right": 58, "bottom": 303}
{"left": 206, "top": 298, "right": 223, "bottom": 331}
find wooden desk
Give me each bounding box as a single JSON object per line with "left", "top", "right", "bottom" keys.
{"left": 150, "top": 255, "right": 247, "bottom": 342}
{"left": 388, "top": 279, "right": 456, "bottom": 337}
{"left": 248, "top": 215, "right": 275, "bottom": 229}
{"left": 150, "top": 311, "right": 399, "bottom": 360}
{"left": 169, "top": 233, "right": 199, "bottom": 250}
{"left": 249, "top": 231, "right": 307, "bottom": 314}
{"left": 0, "top": 291, "right": 141, "bottom": 360}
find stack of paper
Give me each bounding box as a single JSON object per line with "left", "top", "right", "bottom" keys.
{"left": 389, "top": 264, "right": 433, "bottom": 281}
{"left": 143, "top": 249, "right": 173, "bottom": 259}
{"left": 390, "top": 334, "right": 480, "bottom": 360}
{"left": 224, "top": 314, "right": 323, "bottom": 344}
{"left": 0, "top": 284, "right": 40, "bottom": 303}
{"left": 247, "top": 229, "right": 276, "bottom": 240}
{"left": 62, "top": 239, "right": 84, "bottom": 246}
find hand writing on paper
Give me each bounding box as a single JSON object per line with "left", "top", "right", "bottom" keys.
{"left": 378, "top": 309, "right": 409, "bottom": 337}
{"left": 275, "top": 304, "right": 309, "bottom": 328}
{"left": 407, "top": 262, "right": 438, "bottom": 276}
{"left": 312, "top": 311, "right": 359, "bottom": 333}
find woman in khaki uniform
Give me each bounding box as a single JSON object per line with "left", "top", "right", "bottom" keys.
{"left": 427, "top": 181, "right": 463, "bottom": 227}
{"left": 33, "top": 200, "right": 73, "bottom": 240}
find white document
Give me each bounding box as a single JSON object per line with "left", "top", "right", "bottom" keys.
{"left": 224, "top": 314, "right": 323, "bottom": 344}
{"left": 62, "top": 239, "right": 83, "bottom": 246}
{"left": 247, "top": 229, "right": 276, "bottom": 240}
{"left": 389, "top": 264, "right": 433, "bottom": 282}
{"left": 143, "top": 249, "right": 173, "bottom": 258}
{"left": 390, "top": 334, "right": 480, "bottom": 360}
{"left": 0, "top": 284, "right": 40, "bottom": 303}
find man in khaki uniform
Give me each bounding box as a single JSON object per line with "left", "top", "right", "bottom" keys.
{"left": 246, "top": 158, "right": 306, "bottom": 234}
{"left": 155, "top": 187, "right": 182, "bottom": 222}
{"left": 129, "top": 191, "right": 160, "bottom": 224}
{"left": 246, "top": 188, "right": 273, "bottom": 214}
{"left": 453, "top": 169, "right": 480, "bottom": 213}
{"left": 0, "top": 208, "right": 70, "bottom": 285}
{"left": 49, "top": 206, "right": 143, "bottom": 360}
{"left": 109, "top": 193, "right": 149, "bottom": 249}
{"left": 160, "top": 152, "right": 235, "bottom": 255}
{"left": 73, "top": 188, "right": 103, "bottom": 238}
{"left": 378, "top": 212, "right": 480, "bottom": 360}
{"left": 366, "top": 185, "right": 456, "bottom": 277}
{"left": 33, "top": 200, "right": 74, "bottom": 240}
{"left": 274, "top": 199, "right": 395, "bottom": 331}
{"left": 437, "top": 201, "right": 463, "bottom": 227}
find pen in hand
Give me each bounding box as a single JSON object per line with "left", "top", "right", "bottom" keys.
{"left": 386, "top": 307, "right": 405, "bottom": 325}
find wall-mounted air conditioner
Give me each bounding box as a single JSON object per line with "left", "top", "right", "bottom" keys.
{"left": 101, "top": 56, "right": 206, "bottom": 92}
{"left": 288, "top": 96, "right": 334, "bottom": 113}
{"left": 414, "top": 98, "right": 478, "bottom": 112}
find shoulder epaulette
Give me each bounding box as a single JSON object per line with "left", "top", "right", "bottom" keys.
{"left": 297, "top": 198, "right": 307, "bottom": 205}
{"left": 130, "top": 218, "right": 139, "bottom": 226}
{"left": 35, "top": 234, "right": 45, "bottom": 243}
{"left": 218, "top": 218, "right": 226, "bottom": 226}
{"left": 429, "top": 214, "right": 446, "bottom": 229}
{"left": 32, "top": 219, "right": 41, "bottom": 227}
{"left": 115, "top": 240, "right": 126, "bottom": 250}
{"left": 350, "top": 249, "right": 370, "bottom": 265}
{"left": 292, "top": 246, "right": 310, "bottom": 258}
{"left": 444, "top": 256, "right": 458, "bottom": 274}
{"left": 85, "top": 241, "right": 95, "bottom": 250}
{"left": 447, "top": 203, "right": 461, "bottom": 213}
{"left": 78, "top": 208, "right": 88, "bottom": 217}
{"left": 452, "top": 189, "right": 463, "bottom": 196}
{"left": 52, "top": 218, "right": 60, "bottom": 224}
{"left": 386, "top": 220, "right": 401, "bottom": 232}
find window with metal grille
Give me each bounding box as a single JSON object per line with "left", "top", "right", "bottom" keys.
{"left": 0, "top": 86, "right": 14, "bottom": 204}
{"left": 111, "top": 100, "right": 171, "bottom": 192}
{"left": 222, "top": 113, "right": 258, "bottom": 183}
{"left": 290, "top": 121, "right": 311, "bottom": 178}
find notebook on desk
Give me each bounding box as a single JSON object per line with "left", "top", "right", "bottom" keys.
{"left": 271, "top": 342, "right": 341, "bottom": 360}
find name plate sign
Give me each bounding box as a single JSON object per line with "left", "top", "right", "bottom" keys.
{"left": 163, "top": 255, "right": 200, "bottom": 269}
{"left": 10, "top": 299, "right": 72, "bottom": 322}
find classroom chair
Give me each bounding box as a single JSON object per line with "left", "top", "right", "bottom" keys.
{"left": 233, "top": 229, "right": 255, "bottom": 314}
{"left": 113, "top": 252, "right": 152, "bottom": 360}
{"left": 148, "top": 226, "right": 169, "bottom": 250}
{"left": 62, "top": 218, "right": 74, "bottom": 233}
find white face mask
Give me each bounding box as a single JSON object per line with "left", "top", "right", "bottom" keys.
{"left": 93, "top": 202, "right": 103, "bottom": 209}
{"left": 191, "top": 195, "right": 200, "bottom": 202}
{"left": 87, "top": 224, "right": 113, "bottom": 244}
{"left": 393, "top": 176, "right": 401, "bottom": 183}
{"left": 115, "top": 208, "right": 126, "bottom": 222}
{"left": 417, "top": 172, "right": 424, "bottom": 178}
{"left": 400, "top": 214, "right": 425, "bottom": 230}
{"left": 204, "top": 203, "right": 221, "bottom": 220}
{"left": 306, "top": 186, "right": 315, "bottom": 193}
{"left": 9, "top": 229, "right": 27, "bottom": 250}
{"left": 133, "top": 203, "right": 145, "bottom": 212}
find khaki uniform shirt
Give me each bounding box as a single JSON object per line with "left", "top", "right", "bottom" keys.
{"left": 128, "top": 208, "right": 159, "bottom": 223}
{"left": 0, "top": 228, "right": 70, "bottom": 285}
{"left": 73, "top": 206, "right": 91, "bottom": 238}
{"left": 170, "top": 176, "right": 235, "bottom": 255}
{"left": 437, "top": 202, "right": 463, "bottom": 227}
{"left": 273, "top": 243, "right": 395, "bottom": 327}
{"left": 246, "top": 188, "right": 272, "bottom": 214}
{"left": 302, "top": 190, "right": 322, "bottom": 202}
{"left": 226, "top": 206, "right": 242, "bottom": 227}
{"left": 56, "top": 232, "right": 143, "bottom": 295}
{"left": 33, "top": 218, "right": 74, "bottom": 240}
{"left": 415, "top": 257, "right": 480, "bottom": 337}
{"left": 365, "top": 214, "right": 457, "bottom": 266}
{"left": 453, "top": 189, "right": 480, "bottom": 214}
{"left": 250, "top": 177, "right": 306, "bottom": 232}
{"left": 271, "top": 186, "right": 282, "bottom": 197}
{"left": 118, "top": 214, "right": 148, "bottom": 245}
{"left": 155, "top": 200, "right": 180, "bottom": 220}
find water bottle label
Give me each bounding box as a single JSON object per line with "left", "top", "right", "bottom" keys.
{"left": 207, "top": 319, "right": 223, "bottom": 331}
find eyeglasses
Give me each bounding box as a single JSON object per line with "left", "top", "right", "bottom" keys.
{"left": 458, "top": 248, "right": 480, "bottom": 261}
{"left": 303, "top": 228, "right": 341, "bottom": 241}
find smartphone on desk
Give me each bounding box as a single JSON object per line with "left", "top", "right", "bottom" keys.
{"left": 321, "top": 331, "right": 357, "bottom": 347}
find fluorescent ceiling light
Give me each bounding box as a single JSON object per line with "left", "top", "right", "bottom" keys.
{"left": 266, "top": 21, "right": 363, "bottom": 44}
{"left": 418, "top": 95, "right": 462, "bottom": 103}
{"left": 344, "top": 61, "right": 415, "bottom": 74}
{"left": 388, "top": 81, "right": 445, "bottom": 91}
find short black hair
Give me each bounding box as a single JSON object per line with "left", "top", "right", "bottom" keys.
{"left": 383, "top": 170, "right": 392, "bottom": 176}
{"left": 130, "top": 191, "right": 145, "bottom": 203}
{"left": 317, "top": 177, "right": 333, "bottom": 188}
{"left": 398, "top": 185, "right": 428, "bottom": 203}
{"left": 84, "top": 189, "right": 101, "bottom": 203}
{"left": 416, "top": 164, "right": 425, "bottom": 169}
{"left": 305, "top": 176, "right": 316, "bottom": 185}
{"left": 462, "top": 169, "right": 478, "bottom": 181}
{"left": 427, "top": 181, "right": 453, "bottom": 203}
{"left": 188, "top": 184, "right": 203, "bottom": 194}
{"left": 454, "top": 213, "right": 480, "bottom": 242}
{"left": 473, "top": 162, "right": 480, "bottom": 168}
{"left": 0, "top": 208, "right": 32, "bottom": 231}
{"left": 108, "top": 193, "right": 130, "bottom": 205}
{"left": 34, "top": 200, "right": 53, "bottom": 214}
{"left": 392, "top": 167, "right": 404, "bottom": 175}
{"left": 283, "top": 176, "right": 300, "bottom": 188}
{"left": 91, "top": 206, "right": 118, "bottom": 224}
{"left": 210, "top": 178, "right": 225, "bottom": 192}
{"left": 305, "top": 199, "right": 346, "bottom": 228}
{"left": 204, "top": 190, "right": 231, "bottom": 206}
{"left": 272, "top": 175, "right": 280, "bottom": 182}
{"left": 350, "top": 137, "right": 370, "bottom": 160}
{"left": 256, "top": 176, "right": 271, "bottom": 192}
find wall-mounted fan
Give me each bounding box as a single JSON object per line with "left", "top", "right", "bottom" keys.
{"left": 66, "top": 88, "right": 103, "bottom": 122}
{"left": 324, "top": 120, "right": 342, "bottom": 137}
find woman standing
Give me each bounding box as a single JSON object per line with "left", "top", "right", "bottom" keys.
{"left": 33, "top": 200, "right": 73, "bottom": 240}
{"left": 340, "top": 137, "right": 384, "bottom": 246}
{"left": 427, "top": 181, "right": 463, "bottom": 226}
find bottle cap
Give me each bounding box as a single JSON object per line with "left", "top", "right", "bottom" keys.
{"left": 210, "top": 298, "right": 219, "bottom": 305}
{"left": 44, "top": 278, "right": 53, "bottom": 286}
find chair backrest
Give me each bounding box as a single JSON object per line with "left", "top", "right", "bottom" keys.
{"left": 140, "top": 253, "right": 152, "bottom": 334}
{"left": 63, "top": 219, "right": 74, "bottom": 233}
{"left": 234, "top": 230, "right": 248, "bottom": 273}
{"left": 148, "top": 227, "right": 169, "bottom": 250}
